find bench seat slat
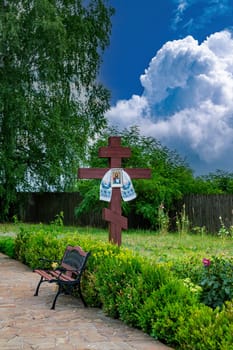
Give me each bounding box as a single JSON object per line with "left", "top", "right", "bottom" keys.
{"left": 34, "top": 269, "right": 75, "bottom": 282}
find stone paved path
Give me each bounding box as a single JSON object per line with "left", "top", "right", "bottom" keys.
{"left": 0, "top": 253, "right": 173, "bottom": 350}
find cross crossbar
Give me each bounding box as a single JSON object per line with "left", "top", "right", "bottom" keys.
{"left": 78, "top": 168, "right": 151, "bottom": 179}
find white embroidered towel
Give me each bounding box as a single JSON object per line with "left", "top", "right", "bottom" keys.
{"left": 121, "top": 170, "right": 137, "bottom": 202}
{"left": 100, "top": 169, "right": 136, "bottom": 202}
{"left": 100, "top": 169, "right": 112, "bottom": 202}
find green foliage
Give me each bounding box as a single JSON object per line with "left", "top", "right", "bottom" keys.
{"left": 6, "top": 225, "right": 233, "bottom": 349}
{"left": 76, "top": 126, "right": 195, "bottom": 229}
{"left": 193, "top": 170, "right": 233, "bottom": 194}
{"left": 220, "top": 301, "right": 233, "bottom": 350}
{"left": 117, "top": 262, "right": 172, "bottom": 327}
{"left": 75, "top": 180, "right": 105, "bottom": 224}
{"left": 200, "top": 256, "right": 233, "bottom": 309}
{"left": 14, "top": 225, "right": 63, "bottom": 267}
{"left": 218, "top": 216, "right": 233, "bottom": 238}
{"left": 14, "top": 226, "right": 32, "bottom": 264}
{"left": 95, "top": 250, "right": 143, "bottom": 318}
{"left": 176, "top": 302, "right": 233, "bottom": 349}
{"left": 0, "top": 0, "right": 114, "bottom": 220}
{"left": 157, "top": 203, "right": 169, "bottom": 234}
{"left": 50, "top": 211, "right": 64, "bottom": 227}
{"left": 182, "top": 277, "right": 202, "bottom": 297}
{"left": 0, "top": 236, "right": 15, "bottom": 257}
{"left": 24, "top": 231, "right": 63, "bottom": 269}
{"left": 138, "top": 279, "right": 200, "bottom": 344}
{"left": 171, "top": 255, "right": 203, "bottom": 284}
{"left": 176, "top": 204, "right": 190, "bottom": 236}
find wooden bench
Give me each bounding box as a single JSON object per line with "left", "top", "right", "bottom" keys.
{"left": 33, "top": 245, "right": 91, "bottom": 310}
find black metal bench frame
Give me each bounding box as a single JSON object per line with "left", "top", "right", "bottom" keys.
{"left": 33, "top": 245, "right": 91, "bottom": 310}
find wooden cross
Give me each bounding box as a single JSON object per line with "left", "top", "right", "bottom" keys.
{"left": 78, "top": 136, "right": 151, "bottom": 245}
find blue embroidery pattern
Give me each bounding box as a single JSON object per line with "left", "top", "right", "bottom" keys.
{"left": 100, "top": 169, "right": 136, "bottom": 202}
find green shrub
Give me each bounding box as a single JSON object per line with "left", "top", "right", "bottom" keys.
{"left": 176, "top": 304, "right": 220, "bottom": 349}
{"left": 176, "top": 301, "right": 233, "bottom": 350}
{"left": 0, "top": 237, "right": 15, "bottom": 257}
{"left": 14, "top": 226, "right": 63, "bottom": 268}
{"left": 219, "top": 301, "right": 233, "bottom": 350}
{"left": 171, "top": 255, "right": 202, "bottom": 284}
{"left": 95, "top": 250, "right": 143, "bottom": 318}
{"left": 138, "top": 278, "right": 200, "bottom": 346}
{"left": 200, "top": 256, "right": 233, "bottom": 308}
{"left": 117, "top": 262, "right": 172, "bottom": 327}
{"left": 14, "top": 226, "right": 32, "bottom": 263}
{"left": 24, "top": 231, "right": 64, "bottom": 269}
{"left": 157, "top": 281, "right": 200, "bottom": 343}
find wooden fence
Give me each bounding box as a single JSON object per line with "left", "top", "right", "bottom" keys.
{"left": 17, "top": 192, "right": 104, "bottom": 227}
{"left": 15, "top": 193, "right": 233, "bottom": 233}
{"left": 182, "top": 194, "right": 233, "bottom": 233}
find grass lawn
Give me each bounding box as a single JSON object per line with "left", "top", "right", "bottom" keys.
{"left": 1, "top": 222, "right": 233, "bottom": 262}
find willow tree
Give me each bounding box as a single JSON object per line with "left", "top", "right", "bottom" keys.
{"left": 0, "top": 0, "right": 114, "bottom": 219}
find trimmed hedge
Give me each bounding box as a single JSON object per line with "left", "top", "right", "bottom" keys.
{"left": 1, "top": 226, "right": 233, "bottom": 349}
{"left": 0, "top": 236, "right": 15, "bottom": 258}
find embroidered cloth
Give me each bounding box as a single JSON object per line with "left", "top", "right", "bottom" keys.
{"left": 100, "top": 169, "right": 136, "bottom": 202}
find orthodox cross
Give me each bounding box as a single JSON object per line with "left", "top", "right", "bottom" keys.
{"left": 78, "top": 136, "right": 151, "bottom": 246}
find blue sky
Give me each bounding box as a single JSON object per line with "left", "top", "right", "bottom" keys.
{"left": 100, "top": 0, "right": 233, "bottom": 175}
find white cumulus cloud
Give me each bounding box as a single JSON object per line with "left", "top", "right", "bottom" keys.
{"left": 106, "top": 30, "right": 233, "bottom": 174}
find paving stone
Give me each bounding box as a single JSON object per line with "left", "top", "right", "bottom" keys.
{"left": 0, "top": 253, "right": 173, "bottom": 350}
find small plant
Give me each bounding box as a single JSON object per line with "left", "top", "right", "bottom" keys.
{"left": 182, "top": 277, "right": 202, "bottom": 298}
{"left": 157, "top": 203, "right": 169, "bottom": 235}
{"left": 50, "top": 211, "right": 64, "bottom": 227}
{"left": 176, "top": 204, "right": 190, "bottom": 236}
{"left": 218, "top": 216, "right": 232, "bottom": 238}
{"left": 192, "top": 226, "right": 207, "bottom": 237}
{"left": 12, "top": 214, "right": 20, "bottom": 224}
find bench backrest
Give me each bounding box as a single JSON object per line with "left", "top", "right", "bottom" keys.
{"left": 61, "top": 246, "right": 90, "bottom": 278}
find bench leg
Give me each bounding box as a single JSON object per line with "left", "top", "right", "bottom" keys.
{"left": 34, "top": 276, "right": 44, "bottom": 296}
{"left": 78, "top": 284, "right": 87, "bottom": 307}
{"left": 51, "top": 284, "right": 61, "bottom": 310}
